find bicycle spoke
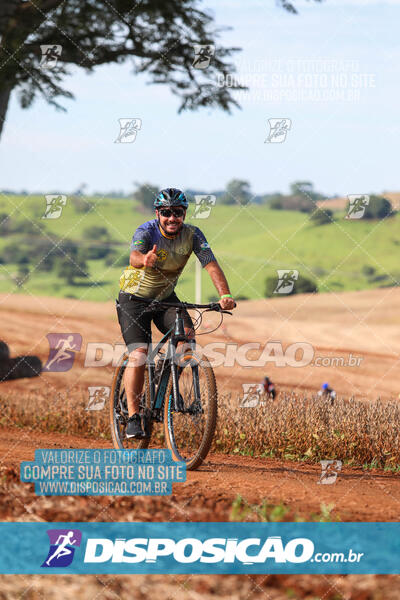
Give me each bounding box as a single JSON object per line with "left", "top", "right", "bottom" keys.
{"left": 164, "top": 354, "right": 217, "bottom": 469}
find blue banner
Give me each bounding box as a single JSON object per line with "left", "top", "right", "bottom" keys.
{"left": 0, "top": 522, "right": 399, "bottom": 574}
{"left": 20, "top": 449, "right": 186, "bottom": 496}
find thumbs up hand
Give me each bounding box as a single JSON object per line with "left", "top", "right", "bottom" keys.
{"left": 143, "top": 244, "right": 158, "bottom": 268}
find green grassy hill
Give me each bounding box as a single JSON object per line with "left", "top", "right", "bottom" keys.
{"left": 0, "top": 194, "right": 399, "bottom": 302}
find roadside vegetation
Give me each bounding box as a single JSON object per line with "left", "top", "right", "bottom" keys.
{"left": 1, "top": 390, "right": 399, "bottom": 470}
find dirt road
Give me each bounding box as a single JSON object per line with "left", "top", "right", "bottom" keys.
{"left": 1, "top": 427, "right": 399, "bottom": 522}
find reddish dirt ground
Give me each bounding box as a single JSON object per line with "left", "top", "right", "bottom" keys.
{"left": 1, "top": 291, "right": 400, "bottom": 596}
{"left": 0, "top": 290, "right": 399, "bottom": 521}
{"left": 2, "top": 287, "right": 400, "bottom": 401}
{"left": 1, "top": 427, "right": 399, "bottom": 522}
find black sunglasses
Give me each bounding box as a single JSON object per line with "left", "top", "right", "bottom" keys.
{"left": 159, "top": 208, "right": 185, "bottom": 218}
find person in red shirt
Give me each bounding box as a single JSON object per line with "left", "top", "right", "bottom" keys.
{"left": 262, "top": 376, "right": 276, "bottom": 400}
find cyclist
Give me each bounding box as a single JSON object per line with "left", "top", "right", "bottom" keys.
{"left": 262, "top": 376, "right": 276, "bottom": 400}
{"left": 116, "top": 187, "right": 236, "bottom": 438}
{"left": 317, "top": 382, "right": 336, "bottom": 404}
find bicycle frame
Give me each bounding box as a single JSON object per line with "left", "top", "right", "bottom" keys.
{"left": 131, "top": 306, "right": 198, "bottom": 423}
{"left": 112, "top": 295, "right": 234, "bottom": 461}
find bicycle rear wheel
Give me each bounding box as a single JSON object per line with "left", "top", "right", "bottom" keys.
{"left": 110, "top": 354, "right": 152, "bottom": 449}
{"left": 163, "top": 352, "right": 217, "bottom": 470}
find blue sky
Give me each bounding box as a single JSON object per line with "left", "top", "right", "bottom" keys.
{"left": 0, "top": 0, "right": 398, "bottom": 197}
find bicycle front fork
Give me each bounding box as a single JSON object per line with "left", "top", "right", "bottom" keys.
{"left": 170, "top": 339, "right": 199, "bottom": 412}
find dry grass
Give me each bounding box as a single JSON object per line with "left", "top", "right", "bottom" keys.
{"left": 215, "top": 393, "right": 400, "bottom": 469}
{"left": 0, "top": 389, "right": 108, "bottom": 439}
{"left": 1, "top": 390, "right": 400, "bottom": 469}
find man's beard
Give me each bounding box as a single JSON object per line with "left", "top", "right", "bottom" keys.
{"left": 157, "top": 217, "right": 183, "bottom": 237}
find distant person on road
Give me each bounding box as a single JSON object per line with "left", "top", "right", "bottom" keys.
{"left": 318, "top": 382, "right": 336, "bottom": 404}
{"left": 262, "top": 376, "right": 276, "bottom": 400}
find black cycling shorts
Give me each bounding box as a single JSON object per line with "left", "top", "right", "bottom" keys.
{"left": 116, "top": 291, "right": 194, "bottom": 349}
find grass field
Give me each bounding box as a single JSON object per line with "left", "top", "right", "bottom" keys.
{"left": 0, "top": 194, "right": 399, "bottom": 302}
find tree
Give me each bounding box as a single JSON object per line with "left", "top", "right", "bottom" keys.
{"left": 291, "top": 180, "right": 324, "bottom": 201}
{"left": 83, "top": 225, "right": 109, "bottom": 240}
{"left": 82, "top": 225, "right": 112, "bottom": 259}
{"left": 269, "top": 195, "right": 314, "bottom": 212}
{"left": 310, "top": 208, "right": 334, "bottom": 225}
{"left": 269, "top": 196, "right": 284, "bottom": 210}
{"left": 0, "top": 0, "right": 322, "bottom": 139}
{"left": 359, "top": 195, "right": 393, "bottom": 220}
{"left": 104, "top": 250, "right": 129, "bottom": 267}
{"left": 133, "top": 183, "right": 159, "bottom": 212}
{"left": 362, "top": 265, "right": 376, "bottom": 277}
{"left": 56, "top": 253, "right": 89, "bottom": 285}
{"left": 14, "top": 265, "right": 30, "bottom": 288}
{"left": 221, "top": 179, "right": 252, "bottom": 205}
{"left": 1, "top": 242, "right": 30, "bottom": 265}
{"left": 0, "top": 212, "right": 11, "bottom": 235}
{"left": 71, "top": 196, "right": 95, "bottom": 214}
{"left": 290, "top": 181, "right": 315, "bottom": 196}
{"left": 296, "top": 275, "right": 318, "bottom": 294}
{"left": 261, "top": 192, "right": 283, "bottom": 206}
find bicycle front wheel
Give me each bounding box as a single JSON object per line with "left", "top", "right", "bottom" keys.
{"left": 163, "top": 352, "right": 217, "bottom": 470}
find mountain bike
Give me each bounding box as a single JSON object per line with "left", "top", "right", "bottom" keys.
{"left": 110, "top": 296, "right": 234, "bottom": 470}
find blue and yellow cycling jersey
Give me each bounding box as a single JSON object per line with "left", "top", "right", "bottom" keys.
{"left": 119, "top": 219, "right": 216, "bottom": 300}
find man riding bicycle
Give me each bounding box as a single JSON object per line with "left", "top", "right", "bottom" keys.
{"left": 116, "top": 187, "right": 236, "bottom": 438}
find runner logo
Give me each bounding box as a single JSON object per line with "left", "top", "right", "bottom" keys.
{"left": 44, "top": 333, "right": 82, "bottom": 372}
{"left": 318, "top": 460, "right": 342, "bottom": 485}
{"left": 115, "top": 118, "right": 142, "bottom": 143}
{"left": 40, "top": 45, "right": 62, "bottom": 69}
{"left": 42, "top": 195, "right": 67, "bottom": 219}
{"left": 240, "top": 383, "right": 264, "bottom": 408}
{"left": 86, "top": 386, "right": 110, "bottom": 411}
{"left": 265, "top": 118, "right": 291, "bottom": 143}
{"left": 346, "top": 195, "right": 370, "bottom": 219}
{"left": 193, "top": 195, "right": 216, "bottom": 219}
{"left": 274, "top": 270, "right": 299, "bottom": 294}
{"left": 42, "top": 529, "right": 82, "bottom": 567}
{"left": 192, "top": 44, "right": 215, "bottom": 69}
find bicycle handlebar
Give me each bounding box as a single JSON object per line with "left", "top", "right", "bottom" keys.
{"left": 125, "top": 294, "right": 236, "bottom": 313}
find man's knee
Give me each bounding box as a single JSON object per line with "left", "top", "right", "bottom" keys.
{"left": 126, "top": 344, "right": 148, "bottom": 367}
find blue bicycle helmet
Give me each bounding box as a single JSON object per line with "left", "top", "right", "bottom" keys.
{"left": 154, "top": 188, "right": 188, "bottom": 209}
{"left": 322, "top": 382, "right": 329, "bottom": 390}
